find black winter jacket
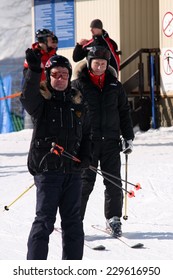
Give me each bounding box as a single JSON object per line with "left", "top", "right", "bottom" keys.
{"left": 20, "top": 70, "right": 91, "bottom": 175}
{"left": 72, "top": 30, "right": 120, "bottom": 75}
{"left": 72, "top": 63, "right": 134, "bottom": 141}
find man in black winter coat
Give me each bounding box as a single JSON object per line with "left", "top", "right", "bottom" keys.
{"left": 72, "top": 46, "right": 134, "bottom": 238}
{"left": 20, "top": 51, "right": 91, "bottom": 260}
{"left": 72, "top": 19, "right": 120, "bottom": 77}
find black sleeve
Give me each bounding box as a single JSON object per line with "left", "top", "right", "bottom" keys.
{"left": 20, "top": 69, "right": 43, "bottom": 117}
{"left": 118, "top": 83, "right": 134, "bottom": 140}
{"left": 71, "top": 79, "right": 83, "bottom": 93}
{"left": 110, "top": 38, "right": 119, "bottom": 52}
{"left": 72, "top": 79, "right": 91, "bottom": 160}
{"left": 78, "top": 106, "right": 91, "bottom": 161}
{"left": 72, "top": 44, "right": 88, "bottom": 62}
{"left": 23, "top": 67, "right": 28, "bottom": 78}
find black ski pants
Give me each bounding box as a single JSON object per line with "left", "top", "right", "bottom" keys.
{"left": 27, "top": 171, "right": 84, "bottom": 260}
{"left": 80, "top": 139, "right": 123, "bottom": 220}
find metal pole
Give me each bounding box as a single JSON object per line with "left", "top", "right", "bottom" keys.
{"left": 123, "top": 154, "right": 128, "bottom": 220}
{"left": 3, "top": 183, "right": 35, "bottom": 211}
{"left": 150, "top": 55, "right": 156, "bottom": 128}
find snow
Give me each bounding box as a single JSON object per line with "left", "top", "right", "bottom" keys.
{"left": 0, "top": 0, "right": 31, "bottom": 60}
{"left": 0, "top": 126, "right": 173, "bottom": 262}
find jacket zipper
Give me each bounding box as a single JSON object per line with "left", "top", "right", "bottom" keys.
{"left": 60, "top": 107, "right": 63, "bottom": 127}
{"left": 71, "top": 108, "right": 74, "bottom": 128}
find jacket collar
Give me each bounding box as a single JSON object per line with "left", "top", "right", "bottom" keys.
{"left": 73, "top": 61, "right": 117, "bottom": 80}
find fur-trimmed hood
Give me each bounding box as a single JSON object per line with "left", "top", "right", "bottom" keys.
{"left": 73, "top": 60, "right": 118, "bottom": 80}
{"left": 39, "top": 80, "right": 83, "bottom": 105}
{"left": 40, "top": 81, "right": 52, "bottom": 99}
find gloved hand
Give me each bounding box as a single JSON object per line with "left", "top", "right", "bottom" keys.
{"left": 25, "top": 48, "right": 42, "bottom": 72}
{"left": 123, "top": 139, "right": 133, "bottom": 154}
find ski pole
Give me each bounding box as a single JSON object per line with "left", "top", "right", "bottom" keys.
{"left": 90, "top": 165, "right": 141, "bottom": 190}
{"left": 123, "top": 154, "right": 128, "bottom": 220}
{"left": 89, "top": 165, "right": 135, "bottom": 197}
{"left": 51, "top": 142, "right": 81, "bottom": 162}
{"left": 51, "top": 143, "right": 135, "bottom": 197}
{"left": 4, "top": 143, "right": 78, "bottom": 212}
{"left": 3, "top": 183, "right": 35, "bottom": 211}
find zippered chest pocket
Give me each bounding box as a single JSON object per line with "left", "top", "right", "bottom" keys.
{"left": 70, "top": 108, "right": 83, "bottom": 139}
{"left": 46, "top": 104, "right": 83, "bottom": 139}
{"left": 47, "top": 106, "right": 64, "bottom": 128}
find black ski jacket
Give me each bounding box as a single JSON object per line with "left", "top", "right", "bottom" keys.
{"left": 72, "top": 29, "right": 120, "bottom": 75}
{"left": 20, "top": 70, "right": 91, "bottom": 175}
{"left": 72, "top": 62, "right": 134, "bottom": 141}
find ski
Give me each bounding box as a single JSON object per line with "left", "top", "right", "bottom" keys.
{"left": 54, "top": 227, "right": 106, "bottom": 251}
{"left": 91, "top": 224, "right": 144, "bottom": 249}
{"left": 84, "top": 243, "right": 106, "bottom": 251}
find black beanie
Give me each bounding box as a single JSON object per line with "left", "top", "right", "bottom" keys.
{"left": 90, "top": 19, "right": 103, "bottom": 29}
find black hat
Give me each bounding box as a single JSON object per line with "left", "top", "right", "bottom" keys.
{"left": 35, "top": 29, "right": 54, "bottom": 43}
{"left": 45, "top": 55, "right": 72, "bottom": 85}
{"left": 90, "top": 19, "right": 103, "bottom": 29}
{"left": 52, "top": 35, "right": 58, "bottom": 43}
{"left": 87, "top": 46, "right": 111, "bottom": 69}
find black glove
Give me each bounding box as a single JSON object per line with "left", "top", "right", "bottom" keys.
{"left": 123, "top": 139, "right": 133, "bottom": 154}
{"left": 25, "top": 48, "right": 42, "bottom": 72}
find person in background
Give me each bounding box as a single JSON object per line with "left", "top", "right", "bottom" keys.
{"left": 72, "top": 46, "right": 134, "bottom": 238}
{"left": 72, "top": 19, "right": 121, "bottom": 77}
{"left": 23, "top": 29, "right": 58, "bottom": 81}
{"left": 20, "top": 50, "right": 91, "bottom": 260}
{"left": 51, "top": 35, "right": 58, "bottom": 51}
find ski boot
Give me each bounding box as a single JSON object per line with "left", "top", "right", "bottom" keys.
{"left": 106, "top": 216, "right": 122, "bottom": 238}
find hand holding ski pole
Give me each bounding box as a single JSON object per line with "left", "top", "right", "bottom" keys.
{"left": 51, "top": 142, "right": 64, "bottom": 156}
{"left": 51, "top": 142, "right": 81, "bottom": 162}
{"left": 123, "top": 139, "right": 133, "bottom": 154}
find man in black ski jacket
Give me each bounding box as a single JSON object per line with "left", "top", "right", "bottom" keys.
{"left": 20, "top": 51, "right": 91, "bottom": 260}
{"left": 72, "top": 19, "right": 120, "bottom": 77}
{"left": 72, "top": 46, "right": 134, "bottom": 238}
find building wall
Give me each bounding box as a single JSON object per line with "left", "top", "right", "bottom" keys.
{"left": 74, "top": 0, "right": 120, "bottom": 43}
{"left": 119, "top": 0, "right": 159, "bottom": 84}
{"left": 158, "top": 98, "right": 173, "bottom": 126}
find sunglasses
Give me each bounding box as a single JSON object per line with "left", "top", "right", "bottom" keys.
{"left": 50, "top": 71, "right": 69, "bottom": 80}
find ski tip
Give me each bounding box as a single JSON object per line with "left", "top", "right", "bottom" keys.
{"left": 131, "top": 243, "right": 144, "bottom": 249}
{"left": 93, "top": 245, "right": 106, "bottom": 251}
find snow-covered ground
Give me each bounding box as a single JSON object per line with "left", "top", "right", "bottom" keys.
{"left": 0, "top": 126, "right": 173, "bottom": 262}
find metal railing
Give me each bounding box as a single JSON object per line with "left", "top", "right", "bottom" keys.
{"left": 119, "top": 48, "right": 161, "bottom": 130}
{"left": 120, "top": 48, "right": 160, "bottom": 98}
